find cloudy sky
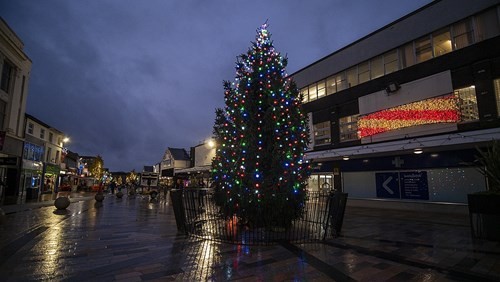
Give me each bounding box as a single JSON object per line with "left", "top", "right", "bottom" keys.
{"left": 1, "top": 0, "right": 432, "bottom": 172}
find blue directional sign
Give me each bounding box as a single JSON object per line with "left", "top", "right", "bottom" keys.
{"left": 376, "top": 172, "right": 400, "bottom": 199}
{"left": 400, "top": 171, "right": 429, "bottom": 200}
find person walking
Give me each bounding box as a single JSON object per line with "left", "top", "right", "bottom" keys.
{"left": 110, "top": 181, "right": 116, "bottom": 194}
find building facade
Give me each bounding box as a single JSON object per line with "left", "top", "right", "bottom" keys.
{"left": 174, "top": 141, "right": 216, "bottom": 187}
{"left": 292, "top": 0, "right": 500, "bottom": 207}
{"left": 0, "top": 18, "right": 31, "bottom": 205}
{"left": 159, "top": 147, "right": 190, "bottom": 187}
{"left": 23, "top": 114, "right": 65, "bottom": 200}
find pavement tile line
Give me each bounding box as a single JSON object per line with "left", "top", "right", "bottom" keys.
{"left": 342, "top": 235, "right": 500, "bottom": 256}
{"left": 322, "top": 240, "right": 500, "bottom": 282}
{"left": 279, "top": 240, "right": 357, "bottom": 281}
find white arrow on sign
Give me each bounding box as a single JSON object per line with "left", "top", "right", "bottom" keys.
{"left": 383, "top": 177, "right": 394, "bottom": 194}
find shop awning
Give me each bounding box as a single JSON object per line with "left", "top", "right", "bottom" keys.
{"left": 174, "top": 165, "right": 211, "bottom": 175}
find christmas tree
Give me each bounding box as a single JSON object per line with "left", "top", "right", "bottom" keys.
{"left": 211, "top": 23, "right": 310, "bottom": 227}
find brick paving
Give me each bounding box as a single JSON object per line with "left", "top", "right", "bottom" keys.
{"left": 0, "top": 191, "right": 499, "bottom": 281}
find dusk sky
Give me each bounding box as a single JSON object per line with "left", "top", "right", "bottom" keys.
{"left": 1, "top": 0, "right": 432, "bottom": 172}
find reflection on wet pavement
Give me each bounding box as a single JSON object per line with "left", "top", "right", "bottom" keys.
{"left": 0, "top": 191, "right": 499, "bottom": 281}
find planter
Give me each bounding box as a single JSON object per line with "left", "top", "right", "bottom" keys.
{"left": 468, "top": 193, "right": 500, "bottom": 241}
{"left": 95, "top": 193, "right": 105, "bottom": 202}
{"left": 54, "top": 196, "right": 71, "bottom": 210}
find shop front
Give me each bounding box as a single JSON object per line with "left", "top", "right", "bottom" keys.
{"left": 41, "top": 163, "right": 61, "bottom": 194}
{"left": 21, "top": 159, "right": 43, "bottom": 201}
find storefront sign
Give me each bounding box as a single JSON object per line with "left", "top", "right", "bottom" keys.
{"left": 0, "top": 157, "right": 17, "bottom": 166}
{"left": 375, "top": 171, "right": 429, "bottom": 200}
{"left": 400, "top": 171, "right": 429, "bottom": 200}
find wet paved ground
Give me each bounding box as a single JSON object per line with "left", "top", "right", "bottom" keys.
{"left": 0, "top": 191, "right": 499, "bottom": 281}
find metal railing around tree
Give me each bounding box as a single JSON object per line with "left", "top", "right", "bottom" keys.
{"left": 170, "top": 188, "right": 347, "bottom": 245}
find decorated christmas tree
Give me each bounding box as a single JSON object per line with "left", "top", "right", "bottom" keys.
{"left": 211, "top": 23, "right": 310, "bottom": 227}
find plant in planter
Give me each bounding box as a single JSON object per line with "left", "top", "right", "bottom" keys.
{"left": 468, "top": 140, "right": 500, "bottom": 241}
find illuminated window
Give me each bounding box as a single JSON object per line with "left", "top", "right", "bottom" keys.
{"left": 384, "top": 50, "right": 399, "bottom": 74}
{"left": 401, "top": 42, "right": 415, "bottom": 68}
{"left": 346, "top": 67, "right": 358, "bottom": 87}
{"left": 371, "top": 55, "right": 383, "bottom": 79}
{"left": 326, "top": 76, "right": 337, "bottom": 95}
{"left": 494, "top": 78, "right": 500, "bottom": 117}
{"left": 336, "top": 72, "right": 347, "bottom": 91}
{"left": 415, "top": 35, "right": 432, "bottom": 63}
{"left": 308, "top": 84, "right": 317, "bottom": 101}
{"left": 452, "top": 19, "right": 474, "bottom": 49}
{"left": 358, "top": 62, "right": 370, "bottom": 84}
{"left": 339, "top": 115, "right": 359, "bottom": 142}
{"left": 317, "top": 80, "right": 326, "bottom": 99}
{"left": 313, "top": 121, "right": 331, "bottom": 145}
{"left": 455, "top": 86, "right": 478, "bottom": 122}
{"left": 432, "top": 29, "right": 452, "bottom": 57}
{"left": 307, "top": 174, "right": 334, "bottom": 192}
{"left": 300, "top": 88, "right": 308, "bottom": 103}
{"left": 474, "top": 7, "right": 500, "bottom": 42}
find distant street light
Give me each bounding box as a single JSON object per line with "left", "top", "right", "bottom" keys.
{"left": 208, "top": 140, "right": 215, "bottom": 148}
{"left": 63, "top": 137, "right": 70, "bottom": 143}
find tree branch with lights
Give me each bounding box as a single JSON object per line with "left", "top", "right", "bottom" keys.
{"left": 211, "top": 23, "right": 311, "bottom": 228}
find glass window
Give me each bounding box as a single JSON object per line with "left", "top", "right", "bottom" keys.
{"left": 474, "top": 7, "right": 500, "bottom": 42}
{"left": 49, "top": 132, "right": 53, "bottom": 143}
{"left": 415, "top": 35, "right": 432, "bottom": 63}
{"left": 494, "top": 78, "right": 500, "bottom": 117}
{"left": 336, "top": 72, "right": 347, "bottom": 92}
{"left": 308, "top": 84, "right": 317, "bottom": 101}
{"left": 0, "top": 60, "right": 14, "bottom": 93}
{"left": 358, "top": 62, "right": 370, "bottom": 84}
{"left": 454, "top": 86, "right": 478, "bottom": 122}
{"left": 313, "top": 121, "right": 331, "bottom": 145}
{"left": 300, "top": 88, "right": 309, "bottom": 103}
{"left": 384, "top": 50, "right": 399, "bottom": 74}
{"left": 401, "top": 42, "right": 415, "bottom": 68}
{"left": 55, "top": 151, "right": 60, "bottom": 164}
{"left": 0, "top": 100, "right": 6, "bottom": 130}
{"left": 346, "top": 67, "right": 358, "bottom": 88}
{"left": 326, "top": 76, "right": 337, "bottom": 95}
{"left": 339, "top": 115, "right": 359, "bottom": 142}
{"left": 317, "top": 80, "right": 326, "bottom": 99}
{"left": 371, "top": 55, "right": 384, "bottom": 79}
{"left": 28, "top": 122, "right": 34, "bottom": 134}
{"left": 433, "top": 29, "right": 452, "bottom": 57}
{"left": 452, "top": 19, "right": 474, "bottom": 50}
{"left": 40, "top": 129, "right": 45, "bottom": 139}
{"left": 46, "top": 147, "right": 52, "bottom": 163}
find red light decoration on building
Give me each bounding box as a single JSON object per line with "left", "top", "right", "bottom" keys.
{"left": 358, "top": 94, "right": 460, "bottom": 138}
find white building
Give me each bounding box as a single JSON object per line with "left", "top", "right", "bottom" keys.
{"left": 23, "top": 114, "right": 66, "bottom": 200}
{"left": 0, "top": 18, "right": 31, "bottom": 205}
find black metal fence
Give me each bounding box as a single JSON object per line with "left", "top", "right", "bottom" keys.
{"left": 170, "top": 188, "right": 348, "bottom": 245}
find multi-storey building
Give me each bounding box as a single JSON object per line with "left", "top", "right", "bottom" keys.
{"left": 0, "top": 18, "right": 31, "bottom": 205}
{"left": 292, "top": 0, "right": 500, "bottom": 211}
{"left": 23, "top": 114, "right": 65, "bottom": 199}
{"left": 159, "top": 147, "right": 190, "bottom": 187}
{"left": 174, "top": 141, "right": 216, "bottom": 187}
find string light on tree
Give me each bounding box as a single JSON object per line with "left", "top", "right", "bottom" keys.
{"left": 211, "top": 22, "right": 311, "bottom": 226}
